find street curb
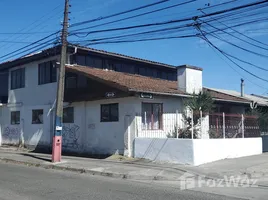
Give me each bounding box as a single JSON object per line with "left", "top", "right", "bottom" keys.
{"left": 0, "top": 158, "right": 168, "bottom": 181}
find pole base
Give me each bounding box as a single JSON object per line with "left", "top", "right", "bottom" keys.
{"left": 52, "top": 136, "right": 62, "bottom": 163}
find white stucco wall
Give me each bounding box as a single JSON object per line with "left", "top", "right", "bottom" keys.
{"left": 177, "top": 67, "right": 202, "bottom": 94}
{"left": 134, "top": 138, "right": 262, "bottom": 166}
{"left": 60, "top": 97, "right": 140, "bottom": 155}
{"left": 8, "top": 56, "right": 59, "bottom": 106}
{"left": 134, "top": 138, "right": 195, "bottom": 165}
{"left": 0, "top": 103, "right": 53, "bottom": 149}
{"left": 3, "top": 56, "right": 61, "bottom": 150}
{"left": 193, "top": 138, "right": 262, "bottom": 165}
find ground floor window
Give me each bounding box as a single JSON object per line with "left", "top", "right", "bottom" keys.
{"left": 142, "top": 103, "right": 163, "bottom": 130}
{"left": 32, "top": 109, "right": 43, "bottom": 124}
{"left": 101, "top": 103, "right": 119, "bottom": 122}
{"left": 63, "top": 107, "right": 74, "bottom": 123}
{"left": 11, "top": 111, "right": 20, "bottom": 125}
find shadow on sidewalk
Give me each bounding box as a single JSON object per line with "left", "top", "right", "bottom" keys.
{"left": 19, "top": 153, "right": 51, "bottom": 162}
{"left": 30, "top": 148, "right": 110, "bottom": 160}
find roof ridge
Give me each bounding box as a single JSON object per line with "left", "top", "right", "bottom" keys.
{"left": 69, "top": 44, "right": 176, "bottom": 68}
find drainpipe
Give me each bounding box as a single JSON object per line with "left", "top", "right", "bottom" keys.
{"left": 0, "top": 105, "right": 2, "bottom": 146}
{"left": 241, "top": 79, "right": 245, "bottom": 97}
{"left": 69, "top": 46, "right": 78, "bottom": 64}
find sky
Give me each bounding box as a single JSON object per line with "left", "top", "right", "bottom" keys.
{"left": 0, "top": 0, "right": 267, "bottom": 95}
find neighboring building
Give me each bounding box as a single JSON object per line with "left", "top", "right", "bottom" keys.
{"left": 0, "top": 45, "right": 266, "bottom": 156}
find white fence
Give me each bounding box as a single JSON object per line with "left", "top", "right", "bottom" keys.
{"left": 135, "top": 111, "right": 264, "bottom": 139}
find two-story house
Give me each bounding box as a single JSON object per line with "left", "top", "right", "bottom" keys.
{"left": 0, "top": 44, "right": 265, "bottom": 156}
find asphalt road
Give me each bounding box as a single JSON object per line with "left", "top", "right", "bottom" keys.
{"left": 0, "top": 162, "right": 243, "bottom": 200}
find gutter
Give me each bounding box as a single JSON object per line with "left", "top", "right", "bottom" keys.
{"left": 128, "top": 89, "right": 192, "bottom": 98}
{"left": 129, "top": 89, "right": 252, "bottom": 105}
{"left": 212, "top": 98, "right": 250, "bottom": 105}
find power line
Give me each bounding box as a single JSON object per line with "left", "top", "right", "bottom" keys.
{"left": 70, "top": 16, "right": 268, "bottom": 47}
{"left": 71, "top": 0, "right": 268, "bottom": 36}
{"left": 69, "top": 0, "right": 196, "bottom": 33}
{"left": 0, "top": 31, "right": 55, "bottom": 35}
{"left": 202, "top": 21, "right": 268, "bottom": 51}
{"left": 0, "top": 4, "right": 62, "bottom": 52}
{"left": 1, "top": 38, "right": 57, "bottom": 62}
{"left": 70, "top": 0, "right": 171, "bottom": 27}
{"left": 0, "top": 32, "right": 59, "bottom": 61}
{"left": 199, "top": 0, "right": 239, "bottom": 10}
{"left": 199, "top": 9, "right": 268, "bottom": 47}
{"left": 196, "top": 24, "right": 268, "bottom": 83}
{"left": 202, "top": 26, "right": 268, "bottom": 72}
{"left": 71, "top": 23, "right": 193, "bottom": 43}
{"left": 206, "top": 32, "right": 268, "bottom": 58}
{"left": 83, "top": 34, "right": 197, "bottom": 46}
{"left": 71, "top": 18, "right": 194, "bottom": 37}
{"left": 204, "top": 38, "right": 268, "bottom": 90}
{"left": 0, "top": 41, "right": 48, "bottom": 44}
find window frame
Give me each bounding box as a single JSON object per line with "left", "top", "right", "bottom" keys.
{"left": 11, "top": 111, "right": 20, "bottom": 125}
{"left": 63, "top": 107, "right": 74, "bottom": 123}
{"left": 11, "top": 68, "right": 25, "bottom": 90}
{"left": 100, "top": 103, "right": 119, "bottom": 122}
{"left": 142, "top": 103, "right": 163, "bottom": 130}
{"left": 38, "top": 60, "right": 57, "bottom": 85}
{"left": 32, "top": 109, "right": 44, "bottom": 124}
{"left": 65, "top": 72, "right": 78, "bottom": 89}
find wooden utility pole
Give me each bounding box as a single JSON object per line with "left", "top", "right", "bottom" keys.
{"left": 52, "top": 0, "right": 69, "bottom": 163}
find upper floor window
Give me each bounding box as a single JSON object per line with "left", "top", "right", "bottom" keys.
{"left": 65, "top": 72, "right": 77, "bottom": 89}
{"left": 11, "top": 68, "right": 25, "bottom": 90}
{"left": 38, "top": 61, "right": 57, "bottom": 85}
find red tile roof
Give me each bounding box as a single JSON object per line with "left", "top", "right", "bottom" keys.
{"left": 66, "top": 65, "right": 250, "bottom": 104}
{"left": 66, "top": 65, "right": 186, "bottom": 95}
{"left": 203, "top": 88, "right": 250, "bottom": 103}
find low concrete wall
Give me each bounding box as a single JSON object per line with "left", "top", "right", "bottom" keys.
{"left": 262, "top": 136, "right": 268, "bottom": 152}
{"left": 193, "top": 138, "right": 262, "bottom": 165}
{"left": 134, "top": 138, "right": 194, "bottom": 165}
{"left": 134, "top": 138, "right": 262, "bottom": 166}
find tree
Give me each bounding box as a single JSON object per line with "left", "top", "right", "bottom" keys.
{"left": 176, "top": 91, "right": 214, "bottom": 138}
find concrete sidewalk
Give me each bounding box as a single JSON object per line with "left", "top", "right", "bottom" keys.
{"left": 190, "top": 153, "right": 268, "bottom": 187}
{"left": 1, "top": 146, "right": 268, "bottom": 186}
{"left": 0, "top": 147, "right": 189, "bottom": 181}
{"left": 2, "top": 147, "right": 268, "bottom": 200}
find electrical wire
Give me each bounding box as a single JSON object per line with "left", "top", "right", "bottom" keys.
{"left": 70, "top": 16, "right": 268, "bottom": 46}
{"left": 196, "top": 25, "right": 268, "bottom": 83}
{"left": 206, "top": 32, "right": 268, "bottom": 58}
{"left": 0, "top": 32, "right": 59, "bottom": 60}
{"left": 69, "top": 0, "right": 196, "bottom": 33}
{"left": 0, "top": 4, "right": 62, "bottom": 52}
{"left": 71, "top": 0, "right": 268, "bottom": 37}
{"left": 199, "top": 0, "right": 239, "bottom": 10}
{"left": 70, "top": 0, "right": 171, "bottom": 27}
{"left": 199, "top": 9, "right": 268, "bottom": 47}
{"left": 83, "top": 34, "right": 197, "bottom": 46}
{"left": 202, "top": 21, "right": 268, "bottom": 51}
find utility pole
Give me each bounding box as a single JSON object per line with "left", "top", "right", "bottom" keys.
{"left": 52, "top": 0, "right": 69, "bottom": 163}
